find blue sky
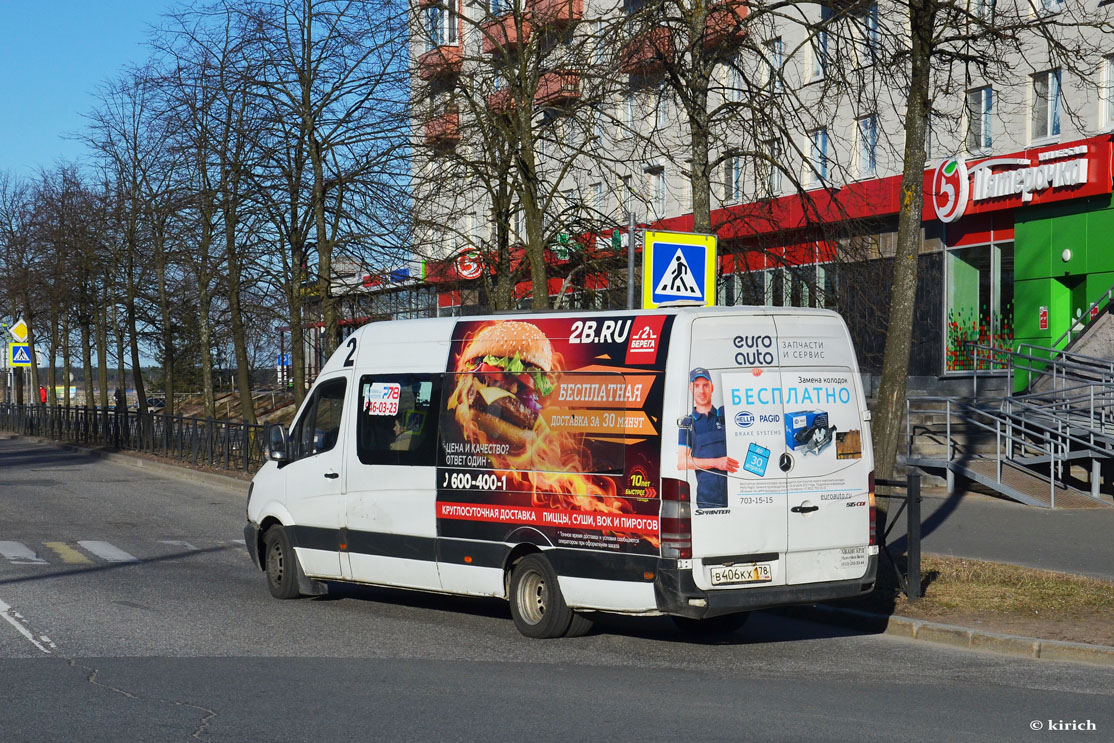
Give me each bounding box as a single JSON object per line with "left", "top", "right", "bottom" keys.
{"left": 0, "top": 1, "right": 178, "bottom": 178}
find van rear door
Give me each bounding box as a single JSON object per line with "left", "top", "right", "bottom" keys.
{"left": 773, "top": 315, "right": 872, "bottom": 585}
{"left": 685, "top": 314, "right": 789, "bottom": 590}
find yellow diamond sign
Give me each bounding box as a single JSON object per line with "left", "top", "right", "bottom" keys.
{"left": 8, "top": 318, "right": 28, "bottom": 342}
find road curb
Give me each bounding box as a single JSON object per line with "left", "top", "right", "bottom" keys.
{"left": 778, "top": 604, "right": 1114, "bottom": 667}
{"left": 0, "top": 432, "right": 248, "bottom": 493}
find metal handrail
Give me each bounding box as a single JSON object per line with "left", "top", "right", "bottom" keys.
{"left": 1050, "top": 285, "right": 1114, "bottom": 349}
{"left": 0, "top": 403, "right": 266, "bottom": 473}
{"left": 906, "top": 396, "right": 1067, "bottom": 507}
{"left": 965, "top": 341, "right": 1114, "bottom": 397}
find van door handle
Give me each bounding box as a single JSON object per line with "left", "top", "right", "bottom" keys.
{"left": 791, "top": 505, "right": 819, "bottom": 514}
{"left": 324, "top": 471, "right": 340, "bottom": 479}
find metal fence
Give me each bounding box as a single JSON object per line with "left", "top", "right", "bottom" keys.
{"left": 0, "top": 404, "right": 266, "bottom": 473}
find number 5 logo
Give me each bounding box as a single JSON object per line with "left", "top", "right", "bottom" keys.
{"left": 932, "top": 157, "right": 969, "bottom": 223}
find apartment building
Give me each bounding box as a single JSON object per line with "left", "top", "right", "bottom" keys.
{"left": 410, "top": 0, "right": 1114, "bottom": 375}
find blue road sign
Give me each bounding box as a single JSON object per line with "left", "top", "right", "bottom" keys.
{"left": 642, "top": 231, "right": 717, "bottom": 308}
{"left": 9, "top": 343, "right": 32, "bottom": 367}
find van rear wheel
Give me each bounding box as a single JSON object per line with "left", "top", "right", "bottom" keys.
{"left": 509, "top": 554, "right": 578, "bottom": 639}
{"left": 263, "top": 526, "right": 301, "bottom": 600}
{"left": 672, "top": 612, "right": 749, "bottom": 637}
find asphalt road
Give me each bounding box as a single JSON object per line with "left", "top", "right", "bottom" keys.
{"left": 1, "top": 437, "right": 1112, "bottom": 742}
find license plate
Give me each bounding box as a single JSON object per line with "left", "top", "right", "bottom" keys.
{"left": 710, "top": 562, "right": 772, "bottom": 586}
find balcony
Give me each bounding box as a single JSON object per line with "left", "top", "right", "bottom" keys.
{"left": 534, "top": 71, "right": 580, "bottom": 106}
{"left": 481, "top": 14, "right": 532, "bottom": 54}
{"left": 703, "top": 1, "right": 749, "bottom": 50}
{"left": 486, "top": 88, "right": 516, "bottom": 115}
{"left": 618, "top": 26, "right": 674, "bottom": 75}
{"left": 424, "top": 108, "right": 460, "bottom": 147}
{"left": 532, "top": 0, "right": 583, "bottom": 27}
{"left": 417, "top": 45, "right": 463, "bottom": 81}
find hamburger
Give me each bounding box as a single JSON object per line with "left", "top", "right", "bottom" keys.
{"left": 452, "top": 322, "right": 557, "bottom": 451}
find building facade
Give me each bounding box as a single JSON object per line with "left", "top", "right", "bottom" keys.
{"left": 410, "top": 0, "right": 1114, "bottom": 376}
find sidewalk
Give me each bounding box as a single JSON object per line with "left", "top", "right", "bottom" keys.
{"left": 3, "top": 432, "right": 1113, "bottom": 664}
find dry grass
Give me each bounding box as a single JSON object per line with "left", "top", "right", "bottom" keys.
{"left": 836, "top": 553, "right": 1114, "bottom": 645}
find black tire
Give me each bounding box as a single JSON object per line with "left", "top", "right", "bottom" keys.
{"left": 508, "top": 554, "right": 575, "bottom": 639}
{"left": 672, "top": 612, "right": 749, "bottom": 637}
{"left": 565, "top": 611, "right": 595, "bottom": 638}
{"left": 263, "top": 526, "right": 301, "bottom": 600}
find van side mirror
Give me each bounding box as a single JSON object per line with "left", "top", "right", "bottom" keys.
{"left": 266, "top": 423, "right": 290, "bottom": 462}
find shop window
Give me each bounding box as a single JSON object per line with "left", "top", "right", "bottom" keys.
{"left": 945, "top": 244, "right": 1014, "bottom": 371}
{"left": 965, "top": 87, "right": 993, "bottom": 152}
{"left": 357, "top": 375, "right": 440, "bottom": 466}
{"left": 1031, "top": 69, "right": 1061, "bottom": 141}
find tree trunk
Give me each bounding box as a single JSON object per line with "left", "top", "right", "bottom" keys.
{"left": 197, "top": 283, "right": 216, "bottom": 418}
{"left": 872, "top": 0, "right": 934, "bottom": 481}
{"left": 62, "top": 315, "right": 71, "bottom": 407}
{"left": 80, "top": 317, "right": 95, "bottom": 408}
{"left": 96, "top": 300, "right": 109, "bottom": 409}
{"left": 47, "top": 305, "right": 59, "bottom": 405}
{"left": 225, "top": 218, "right": 257, "bottom": 424}
{"left": 688, "top": 85, "right": 712, "bottom": 235}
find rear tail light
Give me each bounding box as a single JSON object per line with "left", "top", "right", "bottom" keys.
{"left": 868, "top": 470, "right": 877, "bottom": 546}
{"left": 660, "top": 477, "right": 692, "bottom": 560}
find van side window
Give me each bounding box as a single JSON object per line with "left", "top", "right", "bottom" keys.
{"left": 357, "top": 375, "right": 441, "bottom": 466}
{"left": 289, "top": 378, "right": 347, "bottom": 461}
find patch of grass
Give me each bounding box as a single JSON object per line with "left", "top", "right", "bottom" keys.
{"left": 833, "top": 553, "right": 1114, "bottom": 645}
{"left": 910, "top": 556, "right": 1114, "bottom": 615}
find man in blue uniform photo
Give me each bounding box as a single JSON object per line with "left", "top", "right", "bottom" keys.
{"left": 677, "top": 368, "right": 739, "bottom": 508}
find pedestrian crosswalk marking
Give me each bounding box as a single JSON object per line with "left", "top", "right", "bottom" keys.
{"left": 0, "top": 541, "right": 47, "bottom": 564}
{"left": 77, "top": 541, "right": 138, "bottom": 563}
{"left": 44, "top": 542, "right": 93, "bottom": 564}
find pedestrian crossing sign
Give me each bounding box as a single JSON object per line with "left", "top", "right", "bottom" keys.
{"left": 9, "top": 342, "right": 32, "bottom": 366}
{"left": 642, "top": 230, "right": 717, "bottom": 309}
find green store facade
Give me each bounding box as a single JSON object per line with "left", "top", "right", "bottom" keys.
{"left": 931, "top": 134, "right": 1114, "bottom": 382}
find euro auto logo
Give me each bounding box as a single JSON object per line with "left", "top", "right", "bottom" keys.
{"left": 932, "top": 157, "right": 970, "bottom": 223}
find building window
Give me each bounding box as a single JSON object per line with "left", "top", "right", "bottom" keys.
{"left": 1031, "top": 69, "right": 1061, "bottom": 141}
{"left": 648, "top": 169, "right": 666, "bottom": 218}
{"left": 1035, "top": 0, "right": 1063, "bottom": 14}
{"left": 854, "top": 5, "right": 879, "bottom": 66}
{"left": 489, "top": 0, "right": 510, "bottom": 16}
{"left": 925, "top": 108, "right": 937, "bottom": 160}
{"left": 965, "top": 86, "right": 993, "bottom": 152}
{"left": 591, "top": 182, "right": 604, "bottom": 215}
{"left": 807, "top": 128, "right": 829, "bottom": 186}
{"left": 763, "top": 38, "right": 783, "bottom": 93}
{"left": 757, "top": 138, "right": 782, "bottom": 195}
{"left": 857, "top": 115, "right": 877, "bottom": 178}
{"left": 811, "top": 7, "right": 832, "bottom": 80}
{"left": 655, "top": 84, "right": 671, "bottom": 128}
{"left": 727, "top": 62, "right": 744, "bottom": 103}
{"left": 974, "top": 0, "right": 996, "bottom": 21}
{"left": 1104, "top": 55, "right": 1114, "bottom": 129}
{"left": 725, "top": 155, "right": 743, "bottom": 203}
{"left": 424, "top": 4, "right": 457, "bottom": 51}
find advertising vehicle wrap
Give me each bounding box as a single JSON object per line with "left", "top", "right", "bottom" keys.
{"left": 437, "top": 315, "right": 674, "bottom": 555}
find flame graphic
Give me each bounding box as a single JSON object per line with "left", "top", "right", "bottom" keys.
{"left": 447, "top": 322, "right": 657, "bottom": 546}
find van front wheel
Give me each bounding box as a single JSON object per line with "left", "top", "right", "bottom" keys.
{"left": 263, "top": 526, "right": 301, "bottom": 600}
{"left": 509, "top": 554, "right": 575, "bottom": 639}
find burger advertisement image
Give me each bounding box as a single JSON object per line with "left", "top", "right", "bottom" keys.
{"left": 437, "top": 316, "right": 673, "bottom": 555}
